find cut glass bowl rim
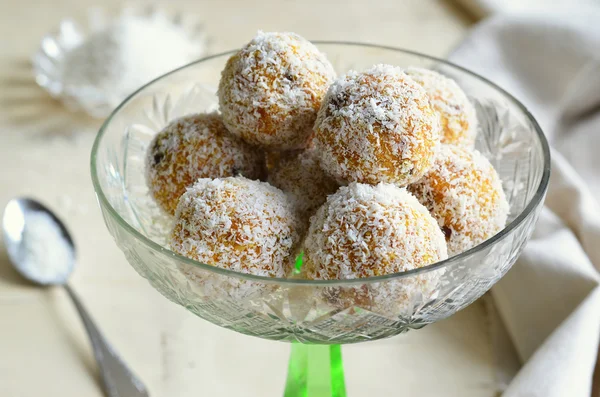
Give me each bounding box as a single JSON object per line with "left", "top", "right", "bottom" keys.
{"left": 90, "top": 41, "right": 551, "bottom": 286}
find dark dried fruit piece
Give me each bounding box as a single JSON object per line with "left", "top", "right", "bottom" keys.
{"left": 441, "top": 226, "right": 452, "bottom": 240}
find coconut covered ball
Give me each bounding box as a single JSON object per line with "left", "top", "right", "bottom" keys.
{"left": 302, "top": 182, "right": 448, "bottom": 314}
{"left": 268, "top": 147, "right": 339, "bottom": 218}
{"left": 314, "top": 64, "right": 441, "bottom": 186}
{"left": 408, "top": 145, "right": 509, "bottom": 256}
{"left": 406, "top": 67, "right": 478, "bottom": 147}
{"left": 303, "top": 182, "right": 447, "bottom": 279}
{"left": 146, "top": 113, "right": 265, "bottom": 215}
{"left": 218, "top": 31, "right": 336, "bottom": 150}
{"left": 170, "top": 176, "right": 302, "bottom": 277}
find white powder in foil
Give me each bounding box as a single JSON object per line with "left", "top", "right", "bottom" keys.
{"left": 18, "top": 211, "right": 75, "bottom": 284}
{"left": 61, "top": 12, "right": 204, "bottom": 104}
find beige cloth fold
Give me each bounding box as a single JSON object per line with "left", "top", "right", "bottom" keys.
{"left": 449, "top": 9, "right": 600, "bottom": 396}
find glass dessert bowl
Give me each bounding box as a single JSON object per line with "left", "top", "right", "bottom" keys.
{"left": 91, "top": 42, "right": 550, "bottom": 397}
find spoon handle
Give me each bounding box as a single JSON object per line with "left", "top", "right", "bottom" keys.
{"left": 64, "top": 284, "right": 149, "bottom": 397}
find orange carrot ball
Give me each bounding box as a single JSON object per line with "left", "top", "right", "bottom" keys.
{"left": 315, "top": 64, "right": 441, "bottom": 186}
{"left": 146, "top": 113, "right": 264, "bottom": 215}
{"left": 218, "top": 31, "right": 335, "bottom": 150}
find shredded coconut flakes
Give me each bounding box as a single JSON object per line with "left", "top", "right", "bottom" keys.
{"left": 302, "top": 182, "right": 448, "bottom": 314}
{"left": 303, "top": 182, "right": 447, "bottom": 280}
{"left": 62, "top": 12, "right": 204, "bottom": 105}
{"left": 17, "top": 211, "right": 74, "bottom": 284}
{"left": 268, "top": 146, "right": 339, "bottom": 219}
{"left": 218, "top": 31, "right": 336, "bottom": 150}
{"left": 315, "top": 64, "right": 441, "bottom": 186}
{"left": 146, "top": 112, "right": 265, "bottom": 215}
{"left": 170, "top": 176, "right": 302, "bottom": 278}
{"left": 408, "top": 145, "right": 509, "bottom": 256}
{"left": 406, "top": 67, "right": 478, "bottom": 147}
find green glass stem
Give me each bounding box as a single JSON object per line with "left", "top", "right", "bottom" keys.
{"left": 284, "top": 344, "right": 346, "bottom": 397}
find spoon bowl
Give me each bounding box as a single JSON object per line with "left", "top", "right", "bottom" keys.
{"left": 2, "top": 197, "right": 75, "bottom": 285}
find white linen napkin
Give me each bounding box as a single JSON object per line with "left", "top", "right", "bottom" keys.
{"left": 448, "top": 8, "right": 600, "bottom": 396}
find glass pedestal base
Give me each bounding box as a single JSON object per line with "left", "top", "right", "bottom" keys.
{"left": 284, "top": 344, "right": 346, "bottom": 397}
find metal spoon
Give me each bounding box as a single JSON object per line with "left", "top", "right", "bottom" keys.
{"left": 2, "top": 198, "right": 149, "bottom": 397}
